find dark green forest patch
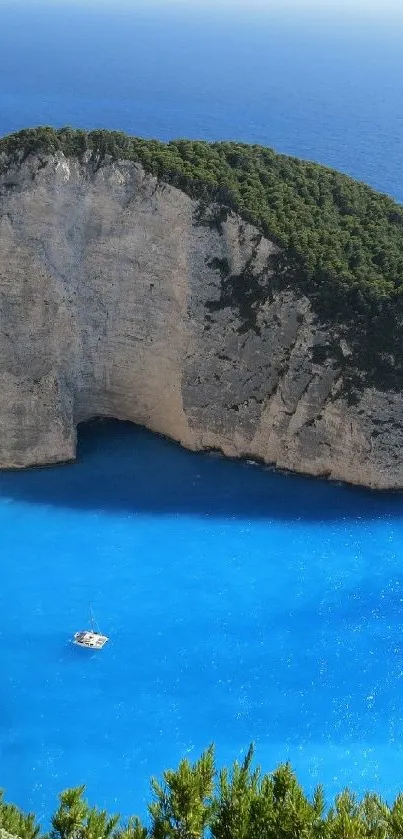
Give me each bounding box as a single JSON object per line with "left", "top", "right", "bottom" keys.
{"left": 2, "top": 126, "right": 403, "bottom": 393}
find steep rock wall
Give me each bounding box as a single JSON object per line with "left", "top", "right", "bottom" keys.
{"left": 0, "top": 152, "right": 402, "bottom": 488}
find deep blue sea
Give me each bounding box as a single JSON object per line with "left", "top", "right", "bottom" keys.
{"left": 1, "top": 0, "right": 403, "bottom": 824}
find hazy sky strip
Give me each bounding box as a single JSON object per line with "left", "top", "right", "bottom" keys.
{"left": 134, "top": 0, "right": 403, "bottom": 11}
{"left": 3, "top": 0, "right": 403, "bottom": 17}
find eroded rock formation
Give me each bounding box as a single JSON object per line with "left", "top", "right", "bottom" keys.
{"left": 0, "top": 151, "right": 402, "bottom": 488}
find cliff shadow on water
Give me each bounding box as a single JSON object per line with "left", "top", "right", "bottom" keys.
{"left": 0, "top": 419, "right": 402, "bottom": 522}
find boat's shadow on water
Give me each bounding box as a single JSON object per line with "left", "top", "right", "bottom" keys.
{"left": 63, "top": 642, "right": 107, "bottom": 662}
{"left": 0, "top": 419, "right": 402, "bottom": 522}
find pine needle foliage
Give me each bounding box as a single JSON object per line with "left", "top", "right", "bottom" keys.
{"left": 3, "top": 747, "right": 403, "bottom": 839}
{"left": 0, "top": 790, "right": 40, "bottom": 839}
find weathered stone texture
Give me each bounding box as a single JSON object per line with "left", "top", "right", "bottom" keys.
{"left": 0, "top": 152, "right": 402, "bottom": 488}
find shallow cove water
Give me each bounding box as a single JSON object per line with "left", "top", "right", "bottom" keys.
{"left": 1, "top": 0, "right": 403, "bottom": 821}
{"left": 1, "top": 420, "right": 403, "bottom": 820}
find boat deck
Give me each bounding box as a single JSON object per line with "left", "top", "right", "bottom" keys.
{"left": 73, "top": 630, "right": 109, "bottom": 649}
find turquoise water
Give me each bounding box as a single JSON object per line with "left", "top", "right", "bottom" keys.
{"left": 1, "top": 421, "right": 403, "bottom": 820}
{"left": 1, "top": 0, "right": 403, "bottom": 821}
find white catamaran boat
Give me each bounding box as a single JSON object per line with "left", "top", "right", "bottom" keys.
{"left": 73, "top": 609, "right": 109, "bottom": 650}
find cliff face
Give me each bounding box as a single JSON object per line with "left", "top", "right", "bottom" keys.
{"left": 0, "top": 151, "right": 402, "bottom": 489}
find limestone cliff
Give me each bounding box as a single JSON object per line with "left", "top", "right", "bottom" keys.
{"left": 0, "top": 150, "right": 402, "bottom": 489}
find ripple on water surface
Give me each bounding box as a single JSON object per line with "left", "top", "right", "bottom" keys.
{"left": 1, "top": 419, "right": 403, "bottom": 821}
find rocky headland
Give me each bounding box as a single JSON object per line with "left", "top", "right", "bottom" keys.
{"left": 1, "top": 128, "right": 403, "bottom": 488}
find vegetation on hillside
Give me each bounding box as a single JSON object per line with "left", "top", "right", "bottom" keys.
{"left": 2, "top": 746, "right": 403, "bottom": 839}
{"left": 2, "top": 126, "right": 403, "bottom": 295}
{"left": 2, "top": 126, "right": 403, "bottom": 391}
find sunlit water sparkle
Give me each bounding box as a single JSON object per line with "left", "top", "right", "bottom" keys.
{"left": 1, "top": 0, "right": 403, "bottom": 820}
{"left": 1, "top": 422, "right": 403, "bottom": 821}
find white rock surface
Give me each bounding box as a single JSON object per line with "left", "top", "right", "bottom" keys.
{"left": 0, "top": 152, "right": 402, "bottom": 488}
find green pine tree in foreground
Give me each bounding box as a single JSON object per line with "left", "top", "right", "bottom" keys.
{"left": 1, "top": 746, "right": 403, "bottom": 839}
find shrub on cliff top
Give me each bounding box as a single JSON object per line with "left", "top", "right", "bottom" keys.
{"left": 1, "top": 126, "right": 403, "bottom": 301}
{"left": 2, "top": 126, "right": 403, "bottom": 392}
